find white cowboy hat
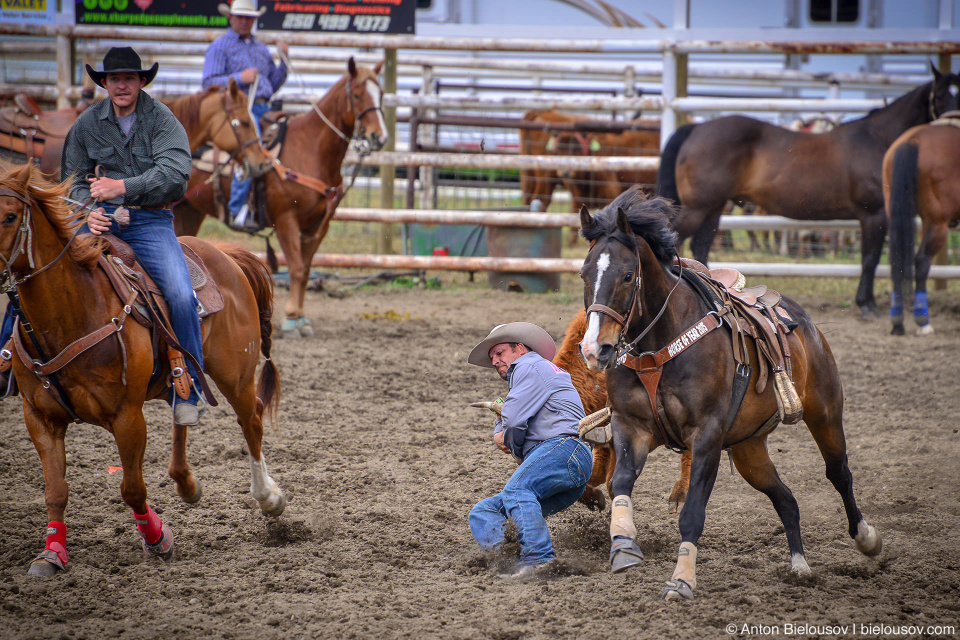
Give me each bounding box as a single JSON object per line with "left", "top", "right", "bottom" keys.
{"left": 218, "top": 0, "right": 266, "bottom": 17}
{"left": 467, "top": 322, "right": 557, "bottom": 368}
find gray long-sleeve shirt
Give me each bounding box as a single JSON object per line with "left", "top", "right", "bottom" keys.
{"left": 494, "top": 352, "right": 586, "bottom": 462}
{"left": 61, "top": 90, "right": 191, "bottom": 209}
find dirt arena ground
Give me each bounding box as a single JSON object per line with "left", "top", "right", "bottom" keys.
{"left": 1, "top": 281, "right": 958, "bottom": 640}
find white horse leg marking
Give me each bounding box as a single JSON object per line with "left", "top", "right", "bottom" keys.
{"left": 365, "top": 80, "right": 388, "bottom": 144}
{"left": 250, "top": 454, "right": 285, "bottom": 516}
{"left": 855, "top": 519, "right": 883, "bottom": 556}
{"left": 580, "top": 252, "right": 610, "bottom": 366}
{"left": 790, "top": 552, "right": 811, "bottom": 576}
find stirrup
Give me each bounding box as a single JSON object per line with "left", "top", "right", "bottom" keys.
{"left": 774, "top": 369, "right": 803, "bottom": 424}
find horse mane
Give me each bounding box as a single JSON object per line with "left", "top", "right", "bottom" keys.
{"left": 0, "top": 164, "right": 104, "bottom": 269}
{"left": 163, "top": 87, "right": 220, "bottom": 134}
{"left": 581, "top": 185, "right": 679, "bottom": 265}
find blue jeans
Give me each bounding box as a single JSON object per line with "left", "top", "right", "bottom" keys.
{"left": 0, "top": 302, "right": 14, "bottom": 346}
{"left": 89, "top": 207, "right": 205, "bottom": 404}
{"left": 469, "top": 436, "right": 592, "bottom": 566}
{"left": 229, "top": 101, "right": 270, "bottom": 218}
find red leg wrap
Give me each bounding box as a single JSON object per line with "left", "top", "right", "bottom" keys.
{"left": 133, "top": 506, "right": 163, "bottom": 545}
{"left": 44, "top": 521, "right": 68, "bottom": 565}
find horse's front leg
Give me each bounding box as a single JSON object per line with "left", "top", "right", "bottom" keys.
{"left": 608, "top": 422, "right": 654, "bottom": 573}
{"left": 856, "top": 211, "right": 887, "bottom": 318}
{"left": 272, "top": 212, "right": 308, "bottom": 339}
{"left": 114, "top": 410, "right": 174, "bottom": 560}
{"left": 24, "top": 403, "right": 70, "bottom": 577}
{"left": 663, "top": 423, "right": 723, "bottom": 601}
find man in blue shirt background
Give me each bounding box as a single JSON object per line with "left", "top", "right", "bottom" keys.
{"left": 203, "top": 0, "right": 288, "bottom": 230}
{"left": 467, "top": 322, "right": 593, "bottom": 578}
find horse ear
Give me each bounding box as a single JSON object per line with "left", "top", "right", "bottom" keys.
{"left": 930, "top": 59, "right": 943, "bottom": 80}
{"left": 348, "top": 57, "right": 358, "bottom": 79}
{"left": 373, "top": 60, "right": 384, "bottom": 74}
{"left": 579, "top": 204, "right": 593, "bottom": 230}
{"left": 228, "top": 77, "right": 240, "bottom": 98}
{"left": 615, "top": 206, "right": 631, "bottom": 235}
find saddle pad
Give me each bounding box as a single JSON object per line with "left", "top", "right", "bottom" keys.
{"left": 192, "top": 145, "right": 234, "bottom": 176}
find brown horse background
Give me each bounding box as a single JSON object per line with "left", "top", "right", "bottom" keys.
{"left": 657, "top": 65, "right": 960, "bottom": 317}
{"left": 577, "top": 187, "right": 881, "bottom": 600}
{"left": 884, "top": 113, "right": 960, "bottom": 336}
{"left": 174, "top": 59, "right": 387, "bottom": 339}
{"left": 0, "top": 163, "right": 285, "bottom": 576}
{"left": 518, "top": 110, "right": 659, "bottom": 244}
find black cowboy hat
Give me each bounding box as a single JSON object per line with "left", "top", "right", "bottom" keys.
{"left": 85, "top": 47, "right": 159, "bottom": 89}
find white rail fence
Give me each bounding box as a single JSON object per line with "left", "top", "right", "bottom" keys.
{"left": 294, "top": 208, "right": 960, "bottom": 279}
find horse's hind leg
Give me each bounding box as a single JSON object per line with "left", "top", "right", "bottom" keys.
{"left": 169, "top": 424, "right": 202, "bottom": 504}
{"left": 805, "top": 413, "right": 882, "bottom": 557}
{"left": 912, "top": 223, "right": 948, "bottom": 335}
{"left": 729, "top": 437, "right": 809, "bottom": 575}
{"left": 221, "top": 381, "right": 286, "bottom": 517}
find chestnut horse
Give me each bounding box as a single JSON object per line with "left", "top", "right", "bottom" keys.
{"left": 884, "top": 114, "right": 960, "bottom": 336}
{"left": 657, "top": 65, "right": 960, "bottom": 317}
{"left": 554, "top": 309, "right": 690, "bottom": 513}
{"left": 0, "top": 164, "right": 285, "bottom": 576}
{"left": 174, "top": 59, "right": 388, "bottom": 339}
{"left": 578, "top": 187, "right": 881, "bottom": 600}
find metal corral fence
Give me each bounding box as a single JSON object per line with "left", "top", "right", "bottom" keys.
{"left": 2, "top": 24, "right": 959, "bottom": 279}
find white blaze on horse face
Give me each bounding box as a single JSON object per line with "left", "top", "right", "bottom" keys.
{"left": 580, "top": 251, "right": 610, "bottom": 368}
{"left": 365, "top": 79, "right": 388, "bottom": 146}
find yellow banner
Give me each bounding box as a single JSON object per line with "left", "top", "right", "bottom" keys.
{"left": 2, "top": 0, "right": 46, "bottom": 10}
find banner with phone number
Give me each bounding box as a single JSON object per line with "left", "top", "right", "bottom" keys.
{"left": 259, "top": 0, "right": 415, "bottom": 34}
{"left": 75, "top": 0, "right": 227, "bottom": 28}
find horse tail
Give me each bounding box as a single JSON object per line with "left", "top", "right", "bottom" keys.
{"left": 888, "top": 141, "right": 919, "bottom": 306}
{"left": 223, "top": 245, "right": 282, "bottom": 431}
{"left": 656, "top": 123, "right": 697, "bottom": 206}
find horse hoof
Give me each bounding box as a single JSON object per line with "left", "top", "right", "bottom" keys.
{"left": 178, "top": 479, "right": 202, "bottom": 504}
{"left": 890, "top": 324, "right": 905, "bottom": 336}
{"left": 790, "top": 554, "right": 812, "bottom": 576}
{"left": 609, "top": 537, "right": 644, "bottom": 574}
{"left": 260, "top": 492, "right": 286, "bottom": 518}
{"left": 858, "top": 307, "right": 877, "bottom": 321}
{"left": 27, "top": 553, "right": 64, "bottom": 577}
{"left": 855, "top": 523, "right": 882, "bottom": 557}
{"left": 296, "top": 317, "right": 314, "bottom": 338}
{"left": 142, "top": 525, "right": 175, "bottom": 560}
{"left": 916, "top": 324, "right": 934, "bottom": 336}
{"left": 662, "top": 579, "right": 694, "bottom": 601}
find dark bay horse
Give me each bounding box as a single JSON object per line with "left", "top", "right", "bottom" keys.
{"left": 577, "top": 187, "right": 881, "bottom": 600}
{"left": 174, "top": 59, "right": 388, "bottom": 339}
{"left": 884, "top": 114, "right": 960, "bottom": 335}
{"left": 0, "top": 164, "right": 285, "bottom": 576}
{"left": 657, "top": 65, "right": 960, "bottom": 317}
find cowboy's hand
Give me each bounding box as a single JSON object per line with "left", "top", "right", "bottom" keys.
{"left": 240, "top": 68, "right": 259, "bottom": 84}
{"left": 88, "top": 176, "right": 125, "bottom": 201}
{"left": 493, "top": 431, "right": 510, "bottom": 455}
{"left": 86, "top": 207, "right": 111, "bottom": 236}
{"left": 277, "top": 41, "right": 289, "bottom": 57}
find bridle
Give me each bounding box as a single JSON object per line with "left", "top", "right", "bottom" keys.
{"left": 585, "top": 238, "right": 685, "bottom": 362}
{"left": 0, "top": 187, "right": 84, "bottom": 294}
{"left": 209, "top": 88, "right": 270, "bottom": 176}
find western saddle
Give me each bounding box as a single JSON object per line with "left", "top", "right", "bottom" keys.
{"left": 0, "top": 90, "right": 95, "bottom": 176}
